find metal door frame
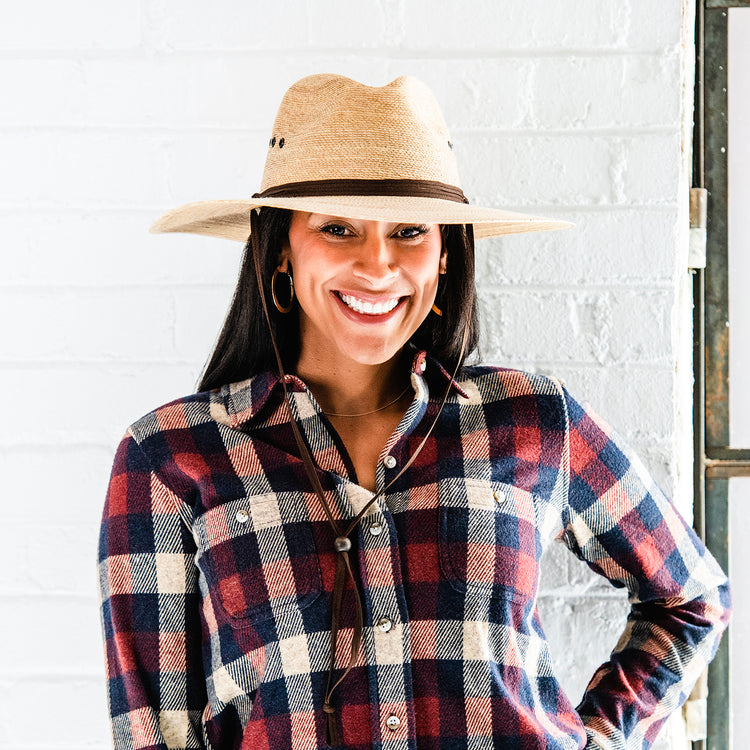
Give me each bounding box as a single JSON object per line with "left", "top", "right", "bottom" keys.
{"left": 694, "top": 2, "right": 750, "bottom": 748}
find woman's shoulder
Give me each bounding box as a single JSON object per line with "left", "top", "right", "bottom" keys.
{"left": 123, "top": 382, "right": 235, "bottom": 446}
{"left": 123, "top": 369, "right": 282, "bottom": 448}
{"left": 457, "top": 363, "right": 566, "bottom": 402}
{"left": 452, "top": 364, "right": 575, "bottom": 434}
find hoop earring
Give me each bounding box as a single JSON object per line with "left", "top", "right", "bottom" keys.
{"left": 271, "top": 268, "right": 295, "bottom": 313}
{"left": 432, "top": 267, "right": 446, "bottom": 317}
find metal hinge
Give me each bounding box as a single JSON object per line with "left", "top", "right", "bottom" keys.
{"left": 689, "top": 187, "right": 708, "bottom": 270}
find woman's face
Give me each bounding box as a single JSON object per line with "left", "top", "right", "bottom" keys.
{"left": 281, "top": 211, "right": 446, "bottom": 369}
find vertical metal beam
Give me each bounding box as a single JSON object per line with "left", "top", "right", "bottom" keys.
{"left": 702, "top": 6, "right": 731, "bottom": 750}
{"left": 704, "top": 7, "right": 730, "bottom": 451}
{"left": 693, "top": 0, "right": 707, "bottom": 547}
{"left": 695, "top": 0, "right": 705, "bottom": 190}
{"left": 705, "top": 478, "right": 731, "bottom": 750}
{"left": 691, "top": 7, "right": 709, "bottom": 746}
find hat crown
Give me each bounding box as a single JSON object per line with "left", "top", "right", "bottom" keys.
{"left": 260, "top": 74, "right": 461, "bottom": 192}
{"left": 149, "top": 73, "right": 573, "bottom": 242}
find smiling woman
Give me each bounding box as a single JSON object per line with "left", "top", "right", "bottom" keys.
{"left": 98, "top": 74, "right": 730, "bottom": 750}
{"left": 195, "top": 209, "right": 479, "bottom": 404}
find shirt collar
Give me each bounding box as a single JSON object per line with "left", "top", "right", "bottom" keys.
{"left": 219, "top": 349, "right": 468, "bottom": 429}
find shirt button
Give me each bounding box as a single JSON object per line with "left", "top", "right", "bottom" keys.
{"left": 369, "top": 521, "right": 384, "bottom": 537}
{"left": 386, "top": 715, "right": 401, "bottom": 731}
{"left": 383, "top": 455, "right": 397, "bottom": 469}
{"left": 376, "top": 616, "right": 393, "bottom": 633}
{"left": 235, "top": 509, "right": 249, "bottom": 524}
{"left": 493, "top": 490, "right": 506, "bottom": 505}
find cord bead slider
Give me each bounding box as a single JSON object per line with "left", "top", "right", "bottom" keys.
{"left": 334, "top": 536, "right": 352, "bottom": 552}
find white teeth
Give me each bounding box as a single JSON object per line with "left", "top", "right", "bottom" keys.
{"left": 339, "top": 294, "right": 400, "bottom": 315}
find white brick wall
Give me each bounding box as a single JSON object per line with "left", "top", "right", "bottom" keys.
{"left": 0, "top": 2, "right": 695, "bottom": 748}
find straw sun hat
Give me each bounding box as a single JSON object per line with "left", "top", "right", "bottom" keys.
{"left": 150, "top": 73, "right": 572, "bottom": 241}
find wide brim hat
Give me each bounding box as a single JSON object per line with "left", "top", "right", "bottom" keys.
{"left": 150, "top": 74, "right": 573, "bottom": 241}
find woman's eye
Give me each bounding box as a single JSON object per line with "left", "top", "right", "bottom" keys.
{"left": 321, "top": 224, "right": 351, "bottom": 237}
{"left": 396, "top": 225, "right": 427, "bottom": 239}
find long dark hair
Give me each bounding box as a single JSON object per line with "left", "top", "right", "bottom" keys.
{"left": 197, "top": 208, "right": 479, "bottom": 392}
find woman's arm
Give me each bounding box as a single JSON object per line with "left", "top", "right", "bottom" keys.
{"left": 557, "top": 386, "right": 731, "bottom": 750}
{"left": 98, "top": 431, "right": 206, "bottom": 750}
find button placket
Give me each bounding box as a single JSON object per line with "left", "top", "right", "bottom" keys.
{"left": 356, "top": 502, "right": 410, "bottom": 742}
{"left": 352, "top": 379, "right": 425, "bottom": 747}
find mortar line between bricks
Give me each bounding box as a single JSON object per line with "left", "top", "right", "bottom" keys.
{"left": 461, "top": 126, "right": 678, "bottom": 136}
{"left": 476, "top": 282, "right": 676, "bottom": 292}
{"left": 0, "top": 124, "right": 679, "bottom": 137}
{"left": 1, "top": 444, "right": 119, "bottom": 451}
{"left": 0, "top": 360, "right": 199, "bottom": 369}
{"left": 0, "top": 592, "right": 98, "bottom": 602}
{"left": 0, "top": 47, "right": 681, "bottom": 62}
{"left": 1, "top": 442, "right": 115, "bottom": 452}
{"left": 0, "top": 744, "right": 110, "bottom": 750}
{"left": 0, "top": 283, "right": 234, "bottom": 292}
{"left": 0, "top": 672, "right": 105, "bottom": 682}
{"left": 472, "top": 361, "right": 676, "bottom": 371}
{"left": 537, "top": 590, "right": 630, "bottom": 599}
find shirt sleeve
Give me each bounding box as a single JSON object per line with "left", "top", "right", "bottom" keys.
{"left": 557, "top": 387, "right": 731, "bottom": 750}
{"left": 98, "top": 431, "right": 207, "bottom": 750}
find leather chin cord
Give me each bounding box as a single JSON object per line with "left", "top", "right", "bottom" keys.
{"left": 250, "top": 208, "right": 473, "bottom": 747}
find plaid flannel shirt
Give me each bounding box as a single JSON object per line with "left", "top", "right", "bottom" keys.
{"left": 98, "top": 352, "right": 730, "bottom": 750}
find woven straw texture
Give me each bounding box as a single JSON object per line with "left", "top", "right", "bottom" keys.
{"left": 150, "top": 74, "right": 573, "bottom": 241}
{"left": 261, "top": 75, "right": 460, "bottom": 189}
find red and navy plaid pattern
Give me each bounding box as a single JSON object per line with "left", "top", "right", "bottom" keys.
{"left": 98, "top": 354, "right": 730, "bottom": 750}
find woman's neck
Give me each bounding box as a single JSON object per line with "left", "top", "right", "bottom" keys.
{"left": 294, "top": 350, "right": 411, "bottom": 418}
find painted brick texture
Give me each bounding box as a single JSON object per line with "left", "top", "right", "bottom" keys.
{"left": 1, "top": 2, "right": 694, "bottom": 748}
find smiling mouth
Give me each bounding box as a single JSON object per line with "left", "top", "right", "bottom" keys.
{"left": 337, "top": 293, "right": 402, "bottom": 315}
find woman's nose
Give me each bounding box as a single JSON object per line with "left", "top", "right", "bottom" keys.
{"left": 352, "top": 232, "right": 398, "bottom": 285}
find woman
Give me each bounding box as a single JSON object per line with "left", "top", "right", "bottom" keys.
{"left": 98, "top": 74, "right": 730, "bottom": 750}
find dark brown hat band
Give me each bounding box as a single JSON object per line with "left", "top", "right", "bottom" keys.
{"left": 255, "top": 178, "right": 469, "bottom": 204}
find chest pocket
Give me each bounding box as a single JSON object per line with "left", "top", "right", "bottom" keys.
{"left": 438, "top": 478, "right": 540, "bottom": 604}
{"left": 195, "top": 493, "right": 323, "bottom": 624}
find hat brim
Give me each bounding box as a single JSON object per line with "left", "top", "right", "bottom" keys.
{"left": 149, "top": 197, "right": 573, "bottom": 241}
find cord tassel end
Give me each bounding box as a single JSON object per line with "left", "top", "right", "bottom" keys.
{"left": 323, "top": 702, "right": 339, "bottom": 747}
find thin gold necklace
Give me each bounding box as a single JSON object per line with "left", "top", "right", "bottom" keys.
{"left": 322, "top": 383, "right": 412, "bottom": 418}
